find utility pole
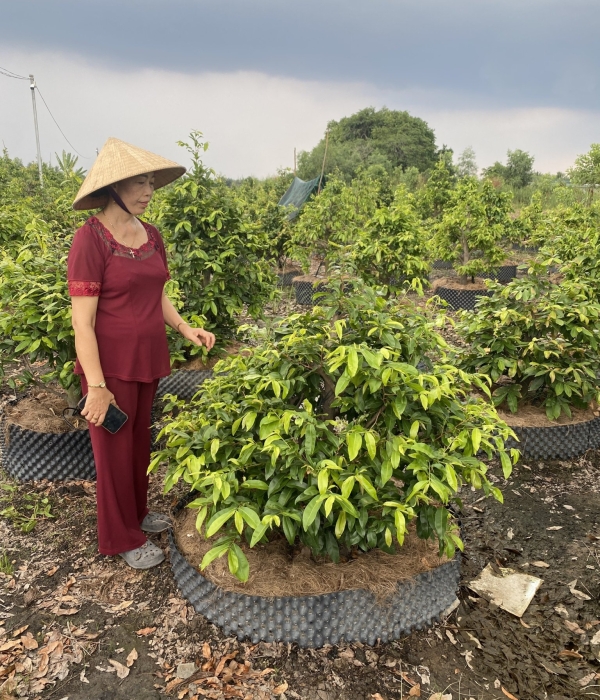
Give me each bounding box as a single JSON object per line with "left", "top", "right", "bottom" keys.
{"left": 29, "top": 74, "right": 43, "bottom": 188}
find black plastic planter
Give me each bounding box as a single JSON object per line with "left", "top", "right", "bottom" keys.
{"left": 156, "top": 369, "right": 214, "bottom": 402}
{"left": 277, "top": 269, "right": 302, "bottom": 287}
{"left": 168, "top": 529, "right": 460, "bottom": 648}
{"left": 0, "top": 412, "right": 96, "bottom": 481}
{"left": 505, "top": 415, "right": 600, "bottom": 460}
{"left": 435, "top": 285, "right": 493, "bottom": 311}
{"left": 480, "top": 265, "right": 517, "bottom": 283}
{"left": 292, "top": 280, "right": 329, "bottom": 306}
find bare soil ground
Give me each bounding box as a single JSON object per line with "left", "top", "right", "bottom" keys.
{"left": 2, "top": 423, "right": 600, "bottom": 699}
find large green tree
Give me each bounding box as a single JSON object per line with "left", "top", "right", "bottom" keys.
{"left": 297, "top": 107, "right": 438, "bottom": 182}
{"left": 483, "top": 149, "right": 535, "bottom": 189}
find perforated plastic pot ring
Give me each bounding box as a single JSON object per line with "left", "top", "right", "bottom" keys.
{"left": 480, "top": 265, "right": 517, "bottom": 283}
{"left": 156, "top": 369, "right": 214, "bottom": 402}
{"left": 435, "top": 286, "right": 493, "bottom": 311}
{"left": 292, "top": 280, "right": 329, "bottom": 306}
{"left": 168, "top": 518, "right": 460, "bottom": 648}
{"left": 505, "top": 415, "right": 600, "bottom": 460}
{"left": 0, "top": 412, "right": 96, "bottom": 482}
{"left": 277, "top": 269, "right": 302, "bottom": 287}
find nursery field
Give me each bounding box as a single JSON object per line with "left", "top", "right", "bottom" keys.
{"left": 2, "top": 403, "right": 600, "bottom": 700}
{"left": 3, "top": 135, "right": 600, "bottom": 700}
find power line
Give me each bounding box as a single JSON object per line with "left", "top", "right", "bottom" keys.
{"left": 0, "top": 64, "right": 28, "bottom": 80}
{"left": 34, "top": 85, "right": 91, "bottom": 159}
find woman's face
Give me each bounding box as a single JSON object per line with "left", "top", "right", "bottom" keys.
{"left": 112, "top": 172, "right": 156, "bottom": 215}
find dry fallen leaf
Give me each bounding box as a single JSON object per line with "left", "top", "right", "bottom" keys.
{"left": 568, "top": 579, "right": 592, "bottom": 601}
{"left": 501, "top": 688, "right": 519, "bottom": 700}
{"left": 109, "top": 600, "right": 133, "bottom": 612}
{"left": 564, "top": 619, "right": 586, "bottom": 635}
{"left": 202, "top": 641, "right": 211, "bottom": 659}
{"left": 11, "top": 625, "right": 29, "bottom": 637}
{"left": 21, "top": 633, "right": 39, "bottom": 650}
{"left": 51, "top": 605, "right": 80, "bottom": 616}
{"left": 546, "top": 526, "right": 563, "bottom": 531}
{"left": 371, "top": 695, "right": 385, "bottom": 700}
{"left": 46, "top": 566, "right": 59, "bottom": 577}
{"left": 579, "top": 672, "right": 596, "bottom": 687}
{"left": 531, "top": 561, "right": 550, "bottom": 569}
{"left": 519, "top": 619, "right": 531, "bottom": 629}
{"left": 558, "top": 649, "right": 583, "bottom": 659}
{"left": 273, "top": 681, "right": 289, "bottom": 695}
{"left": 109, "top": 659, "right": 130, "bottom": 679}
{"left": 126, "top": 648, "right": 138, "bottom": 668}
{"left": 445, "top": 630, "right": 458, "bottom": 645}
{"left": 136, "top": 626, "right": 156, "bottom": 636}
{"left": 408, "top": 683, "right": 421, "bottom": 697}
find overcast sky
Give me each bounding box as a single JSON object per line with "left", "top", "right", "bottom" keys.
{"left": 2, "top": 0, "right": 599, "bottom": 177}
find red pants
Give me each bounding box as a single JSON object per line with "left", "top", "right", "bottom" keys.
{"left": 82, "top": 376, "right": 159, "bottom": 555}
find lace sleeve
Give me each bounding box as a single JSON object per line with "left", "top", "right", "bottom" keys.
{"left": 68, "top": 280, "right": 102, "bottom": 296}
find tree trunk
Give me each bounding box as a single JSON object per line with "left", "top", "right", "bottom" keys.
{"left": 66, "top": 383, "right": 82, "bottom": 408}
{"left": 461, "top": 233, "right": 470, "bottom": 285}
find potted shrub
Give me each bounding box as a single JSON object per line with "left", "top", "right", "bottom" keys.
{"left": 287, "top": 174, "right": 381, "bottom": 305}
{"left": 152, "top": 284, "right": 517, "bottom": 645}
{"left": 0, "top": 229, "right": 95, "bottom": 480}
{"left": 155, "top": 132, "right": 279, "bottom": 339}
{"left": 455, "top": 269, "right": 600, "bottom": 459}
{"left": 352, "top": 186, "right": 430, "bottom": 295}
{"left": 152, "top": 133, "right": 279, "bottom": 396}
{"left": 432, "top": 178, "right": 517, "bottom": 309}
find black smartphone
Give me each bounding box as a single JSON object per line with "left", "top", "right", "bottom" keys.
{"left": 62, "top": 395, "right": 128, "bottom": 434}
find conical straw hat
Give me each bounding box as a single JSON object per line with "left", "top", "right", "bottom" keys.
{"left": 73, "top": 137, "right": 186, "bottom": 210}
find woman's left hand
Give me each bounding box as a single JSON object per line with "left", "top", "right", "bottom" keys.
{"left": 182, "top": 325, "right": 216, "bottom": 350}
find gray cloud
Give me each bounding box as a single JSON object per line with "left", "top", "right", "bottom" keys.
{"left": 2, "top": 0, "right": 600, "bottom": 110}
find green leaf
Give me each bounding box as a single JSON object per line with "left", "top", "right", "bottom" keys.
{"left": 335, "top": 510, "right": 347, "bottom": 538}
{"left": 210, "top": 438, "right": 220, "bottom": 460}
{"left": 380, "top": 461, "right": 393, "bottom": 486}
{"left": 234, "top": 511, "right": 244, "bottom": 534}
{"left": 392, "top": 395, "right": 407, "bottom": 419}
{"left": 356, "top": 474, "right": 378, "bottom": 501}
{"left": 239, "top": 506, "right": 261, "bottom": 530}
{"left": 341, "top": 476, "right": 355, "bottom": 499}
{"left": 195, "top": 506, "right": 208, "bottom": 533}
{"left": 499, "top": 451, "right": 513, "bottom": 479}
{"left": 303, "top": 423, "right": 316, "bottom": 457}
{"left": 228, "top": 545, "right": 239, "bottom": 574}
{"left": 205, "top": 507, "right": 237, "bottom": 537}
{"left": 335, "top": 372, "right": 351, "bottom": 396}
{"left": 250, "top": 521, "right": 269, "bottom": 547}
{"left": 364, "top": 432, "right": 377, "bottom": 460}
{"left": 347, "top": 347, "right": 359, "bottom": 377}
{"left": 409, "top": 421, "right": 419, "bottom": 439}
{"left": 242, "top": 411, "right": 257, "bottom": 431}
{"left": 471, "top": 428, "right": 482, "bottom": 454}
{"left": 385, "top": 527, "right": 392, "bottom": 547}
{"left": 302, "top": 494, "right": 325, "bottom": 531}
{"left": 317, "top": 469, "right": 329, "bottom": 495}
{"left": 200, "top": 542, "right": 230, "bottom": 570}
{"left": 347, "top": 432, "right": 362, "bottom": 461}
{"left": 241, "top": 479, "right": 269, "bottom": 490}
{"left": 232, "top": 544, "right": 249, "bottom": 582}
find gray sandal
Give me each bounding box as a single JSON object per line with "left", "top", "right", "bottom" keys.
{"left": 141, "top": 512, "right": 172, "bottom": 533}
{"left": 119, "top": 540, "right": 165, "bottom": 569}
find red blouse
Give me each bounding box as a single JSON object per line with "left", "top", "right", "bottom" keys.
{"left": 67, "top": 216, "right": 171, "bottom": 382}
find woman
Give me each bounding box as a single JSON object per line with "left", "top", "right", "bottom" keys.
{"left": 68, "top": 137, "right": 215, "bottom": 569}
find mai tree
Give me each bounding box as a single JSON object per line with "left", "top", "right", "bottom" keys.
{"left": 153, "top": 283, "right": 517, "bottom": 582}
{"left": 155, "top": 132, "right": 278, "bottom": 342}
{"left": 432, "top": 178, "right": 513, "bottom": 283}
{"left": 352, "top": 187, "right": 430, "bottom": 293}
{"left": 456, "top": 270, "right": 600, "bottom": 420}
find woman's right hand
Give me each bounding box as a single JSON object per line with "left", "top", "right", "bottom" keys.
{"left": 81, "top": 387, "right": 117, "bottom": 427}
